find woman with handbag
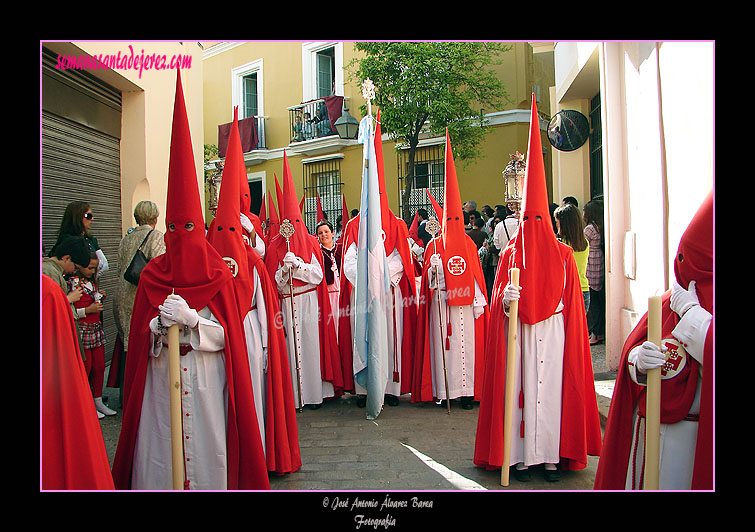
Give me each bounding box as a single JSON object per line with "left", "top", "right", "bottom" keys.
{"left": 111, "top": 201, "right": 166, "bottom": 406}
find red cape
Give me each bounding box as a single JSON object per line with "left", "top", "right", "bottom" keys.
{"left": 411, "top": 234, "right": 489, "bottom": 402}
{"left": 247, "top": 249, "right": 302, "bottom": 474}
{"left": 264, "top": 233, "right": 344, "bottom": 394}
{"left": 111, "top": 253, "right": 270, "bottom": 490}
{"left": 473, "top": 241, "right": 602, "bottom": 471}
{"left": 41, "top": 274, "right": 115, "bottom": 490}
{"left": 594, "top": 290, "right": 712, "bottom": 489}
{"left": 337, "top": 215, "right": 419, "bottom": 394}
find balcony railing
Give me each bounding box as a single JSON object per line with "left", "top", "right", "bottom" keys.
{"left": 287, "top": 97, "right": 345, "bottom": 143}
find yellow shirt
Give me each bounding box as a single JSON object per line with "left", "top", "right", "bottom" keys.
{"left": 572, "top": 244, "right": 590, "bottom": 292}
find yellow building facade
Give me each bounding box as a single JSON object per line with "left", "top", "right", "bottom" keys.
{"left": 201, "top": 41, "right": 555, "bottom": 229}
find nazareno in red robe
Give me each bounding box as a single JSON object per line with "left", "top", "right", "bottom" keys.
{"left": 594, "top": 191, "right": 713, "bottom": 490}
{"left": 41, "top": 274, "right": 115, "bottom": 490}
{"left": 473, "top": 240, "right": 603, "bottom": 471}
{"left": 411, "top": 234, "right": 489, "bottom": 402}
{"left": 111, "top": 70, "right": 269, "bottom": 490}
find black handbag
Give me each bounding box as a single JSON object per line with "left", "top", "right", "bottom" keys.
{"left": 124, "top": 230, "right": 154, "bottom": 286}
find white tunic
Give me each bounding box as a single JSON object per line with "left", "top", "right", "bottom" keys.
{"left": 344, "top": 242, "right": 407, "bottom": 397}
{"left": 426, "top": 263, "right": 486, "bottom": 400}
{"left": 504, "top": 302, "right": 566, "bottom": 468}
{"left": 243, "top": 268, "right": 268, "bottom": 456}
{"left": 275, "top": 253, "right": 334, "bottom": 408}
{"left": 131, "top": 307, "right": 229, "bottom": 490}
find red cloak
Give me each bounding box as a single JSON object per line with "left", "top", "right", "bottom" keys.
{"left": 41, "top": 274, "right": 115, "bottom": 490}
{"left": 473, "top": 241, "right": 602, "bottom": 471}
{"left": 249, "top": 250, "right": 302, "bottom": 474}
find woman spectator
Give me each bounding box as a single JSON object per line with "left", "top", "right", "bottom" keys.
{"left": 583, "top": 199, "right": 605, "bottom": 345}
{"left": 554, "top": 203, "right": 590, "bottom": 316}
{"left": 49, "top": 201, "right": 109, "bottom": 279}
{"left": 110, "top": 201, "right": 166, "bottom": 406}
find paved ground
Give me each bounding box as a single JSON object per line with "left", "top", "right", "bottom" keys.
{"left": 98, "top": 342, "right": 615, "bottom": 493}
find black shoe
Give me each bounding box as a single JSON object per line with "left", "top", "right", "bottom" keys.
{"left": 460, "top": 396, "right": 473, "bottom": 410}
{"left": 305, "top": 403, "right": 322, "bottom": 410}
{"left": 543, "top": 467, "right": 560, "bottom": 482}
{"left": 436, "top": 399, "right": 449, "bottom": 409}
{"left": 356, "top": 396, "right": 366, "bottom": 408}
{"left": 513, "top": 467, "right": 531, "bottom": 482}
{"left": 385, "top": 394, "right": 399, "bottom": 406}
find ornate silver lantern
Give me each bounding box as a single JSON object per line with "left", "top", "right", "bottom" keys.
{"left": 207, "top": 160, "right": 224, "bottom": 216}
{"left": 502, "top": 151, "right": 525, "bottom": 217}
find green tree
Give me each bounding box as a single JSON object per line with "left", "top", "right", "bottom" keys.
{"left": 347, "top": 42, "right": 512, "bottom": 221}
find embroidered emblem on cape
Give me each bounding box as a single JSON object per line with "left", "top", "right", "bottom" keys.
{"left": 447, "top": 255, "right": 467, "bottom": 276}
{"left": 223, "top": 257, "right": 239, "bottom": 277}
{"left": 660, "top": 337, "right": 687, "bottom": 380}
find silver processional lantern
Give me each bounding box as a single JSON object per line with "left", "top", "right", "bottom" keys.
{"left": 502, "top": 151, "right": 525, "bottom": 217}
{"left": 207, "top": 160, "right": 224, "bottom": 216}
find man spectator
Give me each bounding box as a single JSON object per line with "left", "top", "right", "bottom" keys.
{"left": 466, "top": 217, "right": 487, "bottom": 250}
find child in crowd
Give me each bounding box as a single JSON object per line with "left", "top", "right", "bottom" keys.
{"left": 68, "top": 251, "right": 116, "bottom": 419}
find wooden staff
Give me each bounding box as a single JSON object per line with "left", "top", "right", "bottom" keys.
{"left": 426, "top": 217, "right": 450, "bottom": 414}
{"left": 500, "top": 267, "right": 520, "bottom": 487}
{"left": 644, "top": 294, "right": 663, "bottom": 490}
{"left": 280, "top": 219, "right": 304, "bottom": 412}
{"left": 166, "top": 291, "right": 184, "bottom": 490}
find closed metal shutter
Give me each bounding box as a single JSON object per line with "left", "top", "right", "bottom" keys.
{"left": 42, "top": 47, "right": 122, "bottom": 363}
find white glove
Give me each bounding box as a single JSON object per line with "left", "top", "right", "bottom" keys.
{"left": 429, "top": 253, "right": 442, "bottom": 268}
{"left": 633, "top": 340, "right": 668, "bottom": 374}
{"left": 670, "top": 280, "right": 699, "bottom": 318}
{"left": 159, "top": 294, "right": 199, "bottom": 329}
{"left": 282, "top": 251, "right": 299, "bottom": 270}
{"left": 502, "top": 283, "right": 521, "bottom": 307}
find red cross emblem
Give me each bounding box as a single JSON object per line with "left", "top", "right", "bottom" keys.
{"left": 223, "top": 257, "right": 239, "bottom": 277}
{"left": 660, "top": 338, "right": 687, "bottom": 380}
{"left": 447, "top": 255, "right": 467, "bottom": 276}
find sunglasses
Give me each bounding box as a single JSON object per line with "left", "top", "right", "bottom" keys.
{"left": 84, "top": 212, "right": 94, "bottom": 220}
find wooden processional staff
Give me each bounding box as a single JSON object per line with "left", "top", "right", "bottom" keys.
{"left": 644, "top": 294, "right": 663, "bottom": 490}
{"left": 500, "top": 267, "right": 520, "bottom": 487}
{"left": 280, "top": 219, "right": 304, "bottom": 412}
{"left": 425, "top": 216, "right": 451, "bottom": 415}
{"left": 166, "top": 290, "right": 185, "bottom": 490}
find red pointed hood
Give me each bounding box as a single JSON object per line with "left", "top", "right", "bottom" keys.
{"left": 316, "top": 193, "right": 325, "bottom": 223}
{"left": 265, "top": 151, "right": 320, "bottom": 286}
{"left": 207, "top": 107, "right": 253, "bottom": 315}
{"left": 375, "top": 110, "right": 398, "bottom": 252}
{"left": 674, "top": 190, "right": 713, "bottom": 313}
{"left": 268, "top": 190, "right": 280, "bottom": 239}
{"left": 507, "top": 94, "right": 564, "bottom": 324}
{"left": 408, "top": 211, "right": 420, "bottom": 242}
{"left": 427, "top": 189, "right": 443, "bottom": 221}
{"left": 439, "top": 129, "right": 475, "bottom": 305}
{"left": 141, "top": 69, "right": 230, "bottom": 311}
{"left": 259, "top": 191, "right": 267, "bottom": 236}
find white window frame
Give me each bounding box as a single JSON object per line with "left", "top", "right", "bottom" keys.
{"left": 231, "top": 59, "right": 264, "bottom": 120}
{"left": 301, "top": 42, "right": 343, "bottom": 102}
